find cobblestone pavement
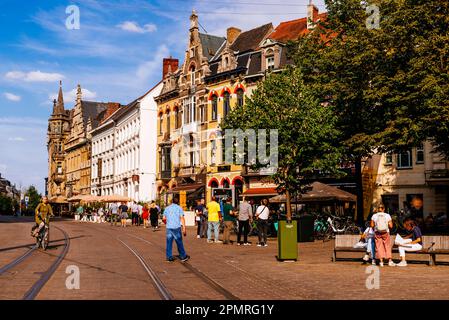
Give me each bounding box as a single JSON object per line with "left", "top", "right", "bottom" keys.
{"left": 1, "top": 215, "right": 449, "bottom": 300}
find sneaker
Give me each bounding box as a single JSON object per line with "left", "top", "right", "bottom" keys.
{"left": 223, "top": 241, "right": 229, "bottom": 245}
{"left": 263, "top": 244, "right": 268, "bottom": 247}
{"left": 244, "top": 243, "right": 251, "bottom": 246}
{"left": 372, "top": 260, "right": 376, "bottom": 265}
{"left": 388, "top": 261, "right": 396, "bottom": 267}
{"left": 214, "top": 240, "right": 223, "bottom": 244}
{"left": 362, "top": 254, "right": 370, "bottom": 262}
{"left": 379, "top": 262, "right": 384, "bottom": 267}
{"left": 196, "top": 235, "right": 200, "bottom": 239}
{"left": 257, "top": 243, "right": 262, "bottom": 247}
{"left": 237, "top": 242, "right": 242, "bottom": 246}
{"left": 166, "top": 257, "right": 175, "bottom": 262}
{"left": 207, "top": 240, "right": 214, "bottom": 243}
{"left": 396, "top": 260, "right": 407, "bottom": 267}
{"left": 180, "top": 255, "right": 190, "bottom": 263}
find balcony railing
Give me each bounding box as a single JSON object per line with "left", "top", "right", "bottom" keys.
{"left": 425, "top": 169, "right": 449, "bottom": 184}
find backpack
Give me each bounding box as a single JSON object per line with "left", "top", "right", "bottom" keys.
{"left": 375, "top": 213, "right": 389, "bottom": 233}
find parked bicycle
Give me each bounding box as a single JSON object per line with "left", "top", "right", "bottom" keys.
{"left": 313, "top": 212, "right": 361, "bottom": 242}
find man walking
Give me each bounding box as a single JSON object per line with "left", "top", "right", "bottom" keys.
{"left": 222, "top": 198, "right": 236, "bottom": 244}
{"left": 163, "top": 198, "right": 190, "bottom": 262}
{"left": 109, "top": 202, "right": 119, "bottom": 226}
{"left": 206, "top": 196, "right": 222, "bottom": 243}
{"left": 194, "top": 199, "right": 206, "bottom": 239}
{"left": 237, "top": 197, "right": 253, "bottom": 246}
{"left": 131, "top": 201, "right": 140, "bottom": 226}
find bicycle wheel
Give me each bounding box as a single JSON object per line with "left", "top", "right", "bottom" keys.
{"left": 42, "top": 230, "right": 49, "bottom": 250}
{"left": 322, "top": 226, "right": 334, "bottom": 242}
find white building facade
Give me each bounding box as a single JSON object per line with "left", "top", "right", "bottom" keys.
{"left": 90, "top": 82, "right": 163, "bottom": 202}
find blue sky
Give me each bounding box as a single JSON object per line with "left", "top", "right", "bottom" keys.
{"left": 0, "top": 0, "right": 326, "bottom": 193}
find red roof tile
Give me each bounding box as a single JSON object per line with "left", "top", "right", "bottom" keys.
{"left": 269, "top": 12, "right": 328, "bottom": 43}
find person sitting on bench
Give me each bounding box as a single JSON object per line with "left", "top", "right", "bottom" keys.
{"left": 394, "top": 218, "right": 423, "bottom": 267}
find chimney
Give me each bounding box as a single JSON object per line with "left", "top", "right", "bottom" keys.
{"left": 307, "top": 0, "right": 319, "bottom": 30}
{"left": 226, "top": 27, "right": 241, "bottom": 45}
{"left": 163, "top": 57, "right": 179, "bottom": 79}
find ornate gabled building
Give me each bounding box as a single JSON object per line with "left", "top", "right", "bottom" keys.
{"left": 47, "top": 82, "right": 122, "bottom": 199}
{"left": 155, "top": 10, "right": 227, "bottom": 208}
{"left": 155, "top": 5, "right": 329, "bottom": 209}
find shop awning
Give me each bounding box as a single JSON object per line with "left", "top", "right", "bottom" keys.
{"left": 241, "top": 187, "right": 279, "bottom": 197}
{"left": 269, "top": 182, "right": 357, "bottom": 203}
{"left": 167, "top": 183, "right": 205, "bottom": 194}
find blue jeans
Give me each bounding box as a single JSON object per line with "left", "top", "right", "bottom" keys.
{"left": 367, "top": 237, "right": 376, "bottom": 259}
{"left": 207, "top": 221, "right": 220, "bottom": 241}
{"left": 166, "top": 228, "right": 187, "bottom": 260}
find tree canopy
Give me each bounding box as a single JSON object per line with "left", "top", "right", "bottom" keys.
{"left": 222, "top": 67, "right": 343, "bottom": 218}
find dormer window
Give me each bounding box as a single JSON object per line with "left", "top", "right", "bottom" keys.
{"left": 266, "top": 49, "right": 275, "bottom": 71}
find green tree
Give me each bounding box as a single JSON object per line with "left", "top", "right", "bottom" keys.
{"left": 24, "top": 185, "right": 42, "bottom": 213}
{"left": 222, "top": 67, "right": 343, "bottom": 220}
{"left": 292, "top": 0, "right": 449, "bottom": 223}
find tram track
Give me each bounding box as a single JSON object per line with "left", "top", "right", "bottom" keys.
{"left": 0, "top": 225, "right": 70, "bottom": 300}
{"left": 89, "top": 224, "right": 239, "bottom": 300}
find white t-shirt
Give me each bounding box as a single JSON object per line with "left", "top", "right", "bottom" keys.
{"left": 371, "top": 212, "right": 392, "bottom": 233}
{"left": 363, "top": 227, "right": 375, "bottom": 238}
{"left": 256, "top": 205, "right": 270, "bottom": 220}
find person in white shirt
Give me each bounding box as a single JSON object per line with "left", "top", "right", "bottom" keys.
{"left": 370, "top": 204, "right": 395, "bottom": 267}
{"left": 131, "top": 202, "right": 140, "bottom": 226}
{"left": 255, "top": 199, "right": 270, "bottom": 247}
{"left": 354, "top": 227, "right": 376, "bottom": 265}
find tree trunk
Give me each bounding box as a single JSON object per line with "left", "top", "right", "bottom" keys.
{"left": 286, "top": 190, "right": 292, "bottom": 222}
{"left": 355, "top": 158, "right": 364, "bottom": 226}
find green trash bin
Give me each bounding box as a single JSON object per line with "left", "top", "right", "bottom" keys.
{"left": 277, "top": 220, "right": 298, "bottom": 261}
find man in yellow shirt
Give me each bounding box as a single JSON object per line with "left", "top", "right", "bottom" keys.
{"left": 206, "top": 196, "right": 222, "bottom": 243}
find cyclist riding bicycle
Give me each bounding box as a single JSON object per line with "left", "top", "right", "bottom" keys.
{"left": 31, "top": 196, "right": 53, "bottom": 237}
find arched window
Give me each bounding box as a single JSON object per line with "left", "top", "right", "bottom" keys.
{"left": 222, "top": 178, "right": 230, "bottom": 189}
{"left": 211, "top": 95, "right": 218, "bottom": 120}
{"left": 166, "top": 110, "right": 170, "bottom": 134}
{"left": 159, "top": 113, "right": 163, "bottom": 134}
{"left": 236, "top": 88, "right": 244, "bottom": 108}
{"left": 190, "top": 65, "right": 196, "bottom": 85}
{"left": 223, "top": 91, "right": 230, "bottom": 117}
{"left": 174, "top": 107, "right": 180, "bottom": 129}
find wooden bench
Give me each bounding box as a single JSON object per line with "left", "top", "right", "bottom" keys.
{"left": 332, "top": 234, "right": 449, "bottom": 266}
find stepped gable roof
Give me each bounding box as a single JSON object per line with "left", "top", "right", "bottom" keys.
{"left": 230, "top": 23, "right": 273, "bottom": 53}
{"left": 199, "top": 33, "right": 226, "bottom": 61}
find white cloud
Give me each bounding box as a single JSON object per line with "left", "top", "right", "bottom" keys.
{"left": 136, "top": 45, "right": 169, "bottom": 81}
{"left": 49, "top": 87, "right": 97, "bottom": 103}
{"left": 0, "top": 117, "right": 47, "bottom": 127}
{"left": 4, "top": 92, "right": 21, "bottom": 102}
{"left": 117, "top": 21, "right": 157, "bottom": 33}
{"left": 8, "top": 137, "right": 25, "bottom": 142}
{"left": 5, "top": 70, "right": 65, "bottom": 82}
